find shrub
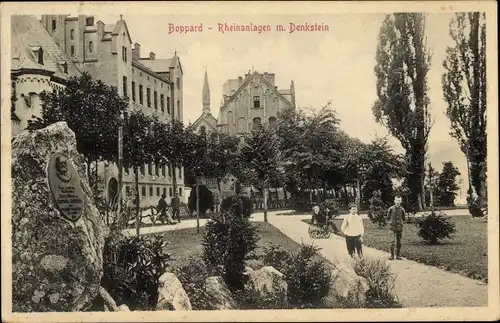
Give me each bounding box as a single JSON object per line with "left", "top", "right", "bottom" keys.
{"left": 367, "top": 191, "right": 388, "bottom": 228}
{"left": 101, "top": 231, "right": 170, "bottom": 310}
{"left": 468, "top": 195, "right": 486, "bottom": 218}
{"left": 220, "top": 194, "right": 254, "bottom": 219}
{"left": 188, "top": 184, "right": 214, "bottom": 216}
{"left": 319, "top": 198, "right": 341, "bottom": 219}
{"left": 173, "top": 258, "right": 211, "bottom": 310}
{"left": 202, "top": 212, "right": 259, "bottom": 291}
{"left": 352, "top": 257, "right": 401, "bottom": 308}
{"left": 260, "top": 243, "right": 292, "bottom": 273}
{"left": 414, "top": 211, "right": 456, "bottom": 244}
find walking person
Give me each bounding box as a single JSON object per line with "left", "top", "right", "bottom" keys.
{"left": 387, "top": 195, "right": 406, "bottom": 260}
{"left": 171, "top": 192, "right": 181, "bottom": 223}
{"left": 341, "top": 202, "right": 364, "bottom": 258}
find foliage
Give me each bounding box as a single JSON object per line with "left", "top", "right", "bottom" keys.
{"left": 220, "top": 194, "right": 254, "bottom": 219}
{"left": 467, "top": 195, "right": 486, "bottom": 218}
{"left": 414, "top": 211, "right": 456, "bottom": 244}
{"left": 188, "top": 184, "right": 214, "bottom": 216}
{"left": 373, "top": 13, "right": 433, "bottom": 211}
{"left": 318, "top": 198, "right": 341, "bottom": 219}
{"left": 352, "top": 258, "right": 401, "bottom": 308}
{"left": 27, "top": 72, "right": 127, "bottom": 166}
{"left": 202, "top": 214, "right": 259, "bottom": 291}
{"left": 101, "top": 231, "right": 170, "bottom": 311}
{"left": 435, "top": 161, "right": 461, "bottom": 207}
{"left": 367, "top": 190, "right": 388, "bottom": 228}
{"left": 442, "top": 12, "right": 487, "bottom": 203}
{"left": 173, "top": 258, "right": 211, "bottom": 310}
{"left": 260, "top": 243, "right": 293, "bottom": 273}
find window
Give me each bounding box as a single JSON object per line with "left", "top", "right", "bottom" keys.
{"left": 155, "top": 164, "right": 159, "bottom": 176}
{"left": 177, "top": 100, "right": 180, "bottom": 116}
{"left": 200, "top": 126, "right": 206, "bottom": 135}
{"left": 179, "top": 167, "right": 182, "bottom": 179}
{"left": 176, "top": 77, "right": 180, "bottom": 90}
{"left": 149, "top": 186, "right": 153, "bottom": 197}
{"left": 126, "top": 186, "right": 130, "bottom": 194}
{"left": 154, "top": 91, "right": 158, "bottom": 110}
{"left": 179, "top": 188, "right": 182, "bottom": 196}
{"left": 86, "top": 17, "right": 94, "bottom": 26}
{"left": 167, "top": 97, "right": 171, "bottom": 114}
{"left": 252, "top": 117, "right": 262, "bottom": 131}
{"left": 88, "top": 41, "right": 93, "bottom": 53}
{"left": 269, "top": 117, "right": 277, "bottom": 129}
{"left": 237, "top": 117, "right": 246, "bottom": 133}
{"left": 148, "top": 161, "right": 152, "bottom": 175}
{"left": 168, "top": 164, "right": 172, "bottom": 177}
{"left": 70, "top": 29, "right": 74, "bottom": 40}
{"left": 163, "top": 187, "right": 167, "bottom": 196}
{"left": 140, "top": 164, "right": 145, "bottom": 175}
{"left": 37, "top": 47, "right": 44, "bottom": 65}
{"left": 52, "top": 20, "right": 56, "bottom": 31}
{"left": 70, "top": 46, "right": 75, "bottom": 56}
{"left": 160, "top": 94, "right": 165, "bottom": 112}
{"left": 162, "top": 165, "right": 166, "bottom": 177}
{"left": 139, "top": 85, "right": 143, "bottom": 104}
{"left": 169, "top": 187, "right": 173, "bottom": 196}
{"left": 147, "top": 88, "right": 151, "bottom": 107}
{"left": 141, "top": 186, "right": 146, "bottom": 197}
{"left": 132, "top": 81, "right": 136, "bottom": 102}
{"left": 122, "top": 46, "right": 127, "bottom": 62}
{"left": 253, "top": 96, "right": 260, "bottom": 108}
{"left": 122, "top": 76, "right": 127, "bottom": 98}
{"left": 156, "top": 187, "right": 160, "bottom": 196}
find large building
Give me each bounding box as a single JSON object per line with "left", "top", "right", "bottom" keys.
{"left": 11, "top": 14, "right": 185, "bottom": 207}
{"left": 190, "top": 69, "right": 295, "bottom": 198}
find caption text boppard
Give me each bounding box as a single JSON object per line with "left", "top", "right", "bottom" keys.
{"left": 168, "top": 22, "right": 330, "bottom": 34}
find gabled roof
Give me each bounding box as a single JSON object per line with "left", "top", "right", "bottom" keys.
{"left": 11, "top": 15, "right": 81, "bottom": 78}
{"left": 220, "top": 71, "right": 294, "bottom": 112}
{"left": 190, "top": 112, "right": 217, "bottom": 131}
{"left": 112, "top": 19, "right": 133, "bottom": 44}
{"left": 138, "top": 54, "right": 183, "bottom": 75}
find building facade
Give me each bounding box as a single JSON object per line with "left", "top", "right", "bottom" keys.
{"left": 12, "top": 14, "right": 185, "bottom": 207}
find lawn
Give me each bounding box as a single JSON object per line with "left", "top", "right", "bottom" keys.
{"left": 152, "top": 221, "right": 304, "bottom": 269}
{"left": 303, "top": 215, "right": 488, "bottom": 282}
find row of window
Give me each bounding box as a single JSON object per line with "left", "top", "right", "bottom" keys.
{"left": 125, "top": 185, "right": 183, "bottom": 198}
{"left": 122, "top": 76, "right": 180, "bottom": 115}
{"left": 124, "top": 163, "right": 182, "bottom": 179}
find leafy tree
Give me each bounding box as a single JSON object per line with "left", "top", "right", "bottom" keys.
{"left": 240, "top": 123, "right": 282, "bottom": 222}
{"left": 123, "top": 110, "right": 156, "bottom": 234}
{"left": 367, "top": 190, "right": 388, "bottom": 228}
{"left": 435, "top": 161, "right": 461, "bottom": 207}
{"left": 27, "top": 72, "right": 127, "bottom": 184}
{"left": 188, "top": 184, "right": 214, "bottom": 217}
{"left": 373, "top": 13, "right": 433, "bottom": 211}
{"left": 442, "top": 12, "right": 487, "bottom": 205}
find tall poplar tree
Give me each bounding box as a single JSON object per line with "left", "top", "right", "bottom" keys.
{"left": 373, "top": 13, "right": 433, "bottom": 211}
{"left": 442, "top": 12, "right": 487, "bottom": 204}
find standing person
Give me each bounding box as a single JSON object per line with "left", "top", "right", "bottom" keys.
{"left": 171, "top": 192, "right": 181, "bottom": 223}
{"left": 157, "top": 194, "right": 173, "bottom": 224}
{"left": 387, "top": 195, "right": 406, "bottom": 260}
{"left": 341, "top": 202, "right": 364, "bottom": 258}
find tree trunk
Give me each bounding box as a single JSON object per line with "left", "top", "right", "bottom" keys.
{"left": 283, "top": 186, "right": 288, "bottom": 208}
{"left": 322, "top": 180, "right": 327, "bottom": 200}
{"left": 196, "top": 180, "right": 200, "bottom": 233}
{"left": 263, "top": 184, "right": 268, "bottom": 222}
{"left": 343, "top": 184, "right": 349, "bottom": 207}
{"left": 172, "top": 162, "right": 178, "bottom": 198}
{"left": 134, "top": 167, "right": 140, "bottom": 236}
{"left": 356, "top": 178, "right": 361, "bottom": 205}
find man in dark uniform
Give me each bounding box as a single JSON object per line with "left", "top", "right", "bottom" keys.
{"left": 171, "top": 192, "right": 181, "bottom": 223}
{"left": 387, "top": 195, "right": 406, "bottom": 260}
{"left": 156, "top": 194, "right": 170, "bottom": 224}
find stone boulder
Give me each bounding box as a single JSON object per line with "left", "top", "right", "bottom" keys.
{"left": 156, "top": 272, "right": 192, "bottom": 311}
{"left": 325, "top": 264, "right": 369, "bottom": 307}
{"left": 11, "top": 122, "right": 107, "bottom": 312}
{"left": 244, "top": 266, "right": 287, "bottom": 308}
{"left": 204, "top": 276, "right": 237, "bottom": 310}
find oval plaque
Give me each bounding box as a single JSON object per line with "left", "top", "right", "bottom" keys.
{"left": 48, "top": 153, "right": 85, "bottom": 222}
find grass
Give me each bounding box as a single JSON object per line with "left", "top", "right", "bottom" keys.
{"left": 153, "top": 221, "right": 304, "bottom": 269}
{"left": 303, "top": 215, "right": 488, "bottom": 282}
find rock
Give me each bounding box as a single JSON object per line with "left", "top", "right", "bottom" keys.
{"left": 245, "top": 266, "right": 287, "bottom": 308}
{"left": 118, "top": 304, "right": 130, "bottom": 311}
{"left": 204, "top": 276, "right": 237, "bottom": 310}
{"left": 99, "top": 286, "right": 118, "bottom": 311}
{"left": 245, "top": 258, "right": 264, "bottom": 270}
{"left": 156, "top": 272, "right": 192, "bottom": 311}
{"left": 11, "top": 122, "right": 107, "bottom": 312}
{"left": 327, "top": 264, "right": 369, "bottom": 307}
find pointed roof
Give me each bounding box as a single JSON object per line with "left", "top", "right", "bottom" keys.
{"left": 11, "top": 15, "right": 81, "bottom": 78}
{"left": 202, "top": 68, "right": 210, "bottom": 113}
{"left": 138, "top": 53, "right": 183, "bottom": 75}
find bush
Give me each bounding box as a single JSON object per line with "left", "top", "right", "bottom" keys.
{"left": 367, "top": 191, "right": 388, "bottom": 228}
{"left": 220, "top": 194, "right": 254, "bottom": 219}
{"left": 352, "top": 258, "right": 401, "bottom": 308}
{"left": 188, "top": 184, "right": 214, "bottom": 216}
{"left": 261, "top": 243, "right": 331, "bottom": 308}
{"left": 173, "top": 258, "right": 211, "bottom": 310}
{"left": 101, "top": 231, "right": 170, "bottom": 310}
{"left": 414, "top": 211, "right": 456, "bottom": 244}
{"left": 319, "top": 198, "right": 341, "bottom": 219}
{"left": 202, "top": 213, "right": 259, "bottom": 291}
{"left": 468, "top": 195, "right": 486, "bottom": 218}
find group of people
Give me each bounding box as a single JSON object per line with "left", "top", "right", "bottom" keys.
{"left": 156, "top": 193, "right": 181, "bottom": 224}
{"left": 313, "top": 196, "right": 406, "bottom": 260}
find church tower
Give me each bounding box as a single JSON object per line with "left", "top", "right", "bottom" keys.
{"left": 202, "top": 69, "right": 210, "bottom": 114}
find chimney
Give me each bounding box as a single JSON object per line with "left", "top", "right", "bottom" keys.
{"left": 149, "top": 52, "right": 155, "bottom": 60}
{"left": 132, "top": 42, "right": 140, "bottom": 60}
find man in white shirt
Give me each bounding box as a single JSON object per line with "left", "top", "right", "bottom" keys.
{"left": 341, "top": 202, "right": 365, "bottom": 258}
